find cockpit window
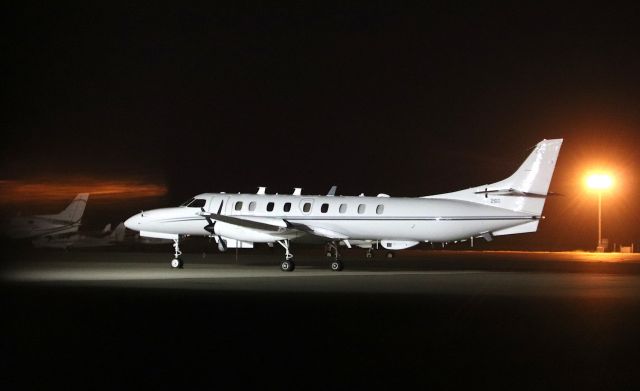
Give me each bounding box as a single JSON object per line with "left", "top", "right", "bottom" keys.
{"left": 180, "top": 198, "right": 195, "bottom": 207}
{"left": 187, "top": 199, "right": 206, "bottom": 208}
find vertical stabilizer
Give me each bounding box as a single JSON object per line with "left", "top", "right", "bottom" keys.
{"left": 109, "top": 222, "right": 126, "bottom": 242}
{"left": 427, "top": 139, "right": 563, "bottom": 215}
{"left": 52, "top": 193, "right": 90, "bottom": 222}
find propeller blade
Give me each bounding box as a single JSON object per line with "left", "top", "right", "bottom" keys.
{"left": 217, "top": 237, "right": 227, "bottom": 252}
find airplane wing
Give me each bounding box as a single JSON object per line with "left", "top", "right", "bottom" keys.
{"left": 199, "top": 212, "right": 350, "bottom": 240}
{"left": 284, "top": 222, "right": 349, "bottom": 239}
{"left": 199, "top": 212, "right": 288, "bottom": 232}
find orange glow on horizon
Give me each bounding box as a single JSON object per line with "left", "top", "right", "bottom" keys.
{"left": 0, "top": 178, "right": 168, "bottom": 204}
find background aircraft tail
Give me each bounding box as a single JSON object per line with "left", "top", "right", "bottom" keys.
{"left": 52, "top": 193, "right": 90, "bottom": 222}
{"left": 427, "top": 139, "right": 563, "bottom": 218}
{"left": 109, "top": 222, "right": 126, "bottom": 242}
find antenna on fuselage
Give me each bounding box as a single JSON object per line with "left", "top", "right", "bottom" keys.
{"left": 293, "top": 188, "right": 302, "bottom": 195}
{"left": 257, "top": 187, "right": 266, "bottom": 195}
{"left": 327, "top": 185, "right": 337, "bottom": 196}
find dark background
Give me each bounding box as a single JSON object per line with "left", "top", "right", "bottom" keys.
{"left": 3, "top": 4, "right": 640, "bottom": 389}
{"left": 2, "top": 2, "right": 639, "bottom": 249}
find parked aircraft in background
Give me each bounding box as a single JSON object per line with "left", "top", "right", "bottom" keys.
{"left": 33, "top": 222, "right": 126, "bottom": 249}
{"left": 125, "top": 139, "right": 563, "bottom": 271}
{"left": 2, "top": 193, "right": 90, "bottom": 240}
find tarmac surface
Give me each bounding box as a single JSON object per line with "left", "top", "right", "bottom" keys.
{"left": 2, "top": 248, "right": 640, "bottom": 389}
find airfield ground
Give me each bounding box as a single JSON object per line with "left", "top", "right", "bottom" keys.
{"left": 2, "top": 249, "right": 640, "bottom": 389}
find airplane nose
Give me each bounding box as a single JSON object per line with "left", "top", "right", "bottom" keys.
{"left": 124, "top": 214, "right": 141, "bottom": 231}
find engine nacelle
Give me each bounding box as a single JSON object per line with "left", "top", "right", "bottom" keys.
{"left": 380, "top": 240, "right": 419, "bottom": 250}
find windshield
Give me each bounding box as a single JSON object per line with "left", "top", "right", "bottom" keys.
{"left": 188, "top": 199, "right": 206, "bottom": 208}
{"left": 180, "top": 198, "right": 195, "bottom": 207}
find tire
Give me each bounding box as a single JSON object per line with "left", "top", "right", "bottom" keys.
{"left": 171, "top": 258, "right": 183, "bottom": 269}
{"left": 281, "top": 260, "right": 295, "bottom": 272}
{"left": 366, "top": 252, "right": 373, "bottom": 259}
{"left": 330, "top": 260, "right": 343, "bottom": 272}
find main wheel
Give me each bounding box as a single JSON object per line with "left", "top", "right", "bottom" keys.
{"left": 366, "top": 251, "right": 373, "bottom": 259}
{"left": 281, "top": 259, "right": 295, "bottom": 272}
{"left": 330, "top": 260, "right": 343, "bottom": 271}
{"left": 171, "top": 258, "right": 183, "bottom": 269}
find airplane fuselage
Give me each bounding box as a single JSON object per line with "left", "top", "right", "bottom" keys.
{"left": 126, "top": 193, "right": 538, "bottom": 243}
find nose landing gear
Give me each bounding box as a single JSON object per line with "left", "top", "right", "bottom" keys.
{"left": 171, "top": 238, "right": 183, "bottom": 269}
{"left": 327, "top": 241, "right": 343, "bottom": 271}
{"left": 277, "top": 239, "right": 295, "bottom": 272}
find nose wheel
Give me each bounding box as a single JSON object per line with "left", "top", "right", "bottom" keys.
{"left": 280, "top": 259, "right": 295, "bottom": 272}
{"left": 171, "top": 258, "right": 183, "bottom": 269}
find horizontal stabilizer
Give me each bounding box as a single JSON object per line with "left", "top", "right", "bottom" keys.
{"left": 474, "top": 188, "right": 547, "bottom": 198}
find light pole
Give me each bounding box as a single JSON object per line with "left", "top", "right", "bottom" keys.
{"left": 586, "top": 174, "right": 613, "bottom": 251}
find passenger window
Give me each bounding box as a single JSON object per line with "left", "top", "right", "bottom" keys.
{"left": 321, "top": 203, "right": 329, "bottom": 213}
{"left": 267, "top": 202, "right": 274, "bottom": 212}
{"left": 339, "top": 204, "right": 347, "bottom": 214}
{"left": 358, "top": 204, "right": 366, "bottom": 214}
{"left": 189, "top": 199, "right": 206, "bottom": 208}
{"left": 303, "top": 203, "right": 311, "bottom": 213}
{"left": 376, "top": 205, "right": 384, "bottom": 215}
{"left": 235, "top": 201, "right": 243, "bottom": 211}
{"left": 249, "top": 201, "right": 256, "bottom": 211}
{"left": 284, "top": 202, "right": 291, "bottom": 212}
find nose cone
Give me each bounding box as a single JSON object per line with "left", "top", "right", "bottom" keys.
{"left": 124, "top": 213, "right": 142, "bottom": 231}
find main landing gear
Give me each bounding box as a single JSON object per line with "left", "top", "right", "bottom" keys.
{"left": 278, "top": 239, "right": 295, "bottom": 272}
{"left": 170, "top": 238, "right": 183, "bottom": 269}
{"left": 327, "top": 241, "right": 343, "bottom": 272}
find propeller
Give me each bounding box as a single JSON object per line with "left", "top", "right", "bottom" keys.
{"left": 202, "top": 202, "right": 227, "bottom": 252}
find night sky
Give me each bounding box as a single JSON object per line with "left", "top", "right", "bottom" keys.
{"left": 3, "top": 2, "right": 640, "bottom": 249}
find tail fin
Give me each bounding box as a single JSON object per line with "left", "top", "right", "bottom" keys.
{"left": 428, "top": 139, "right": 563, "bottom": 215}
{"left": 109, "top": 222, "right": 126, "bottom": 242}
{"left": 53, "top": 193, "right": 90, "bottom": 222}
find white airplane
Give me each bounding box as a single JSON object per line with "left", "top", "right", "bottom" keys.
{"left": 3, "top": 193, "right": 90, "bottom": 240}
{"left": 32, "top": 222, "right": 126, "bottom": 249}
{"left": 125, "top": 139, "right": 563, "bottom": 271}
